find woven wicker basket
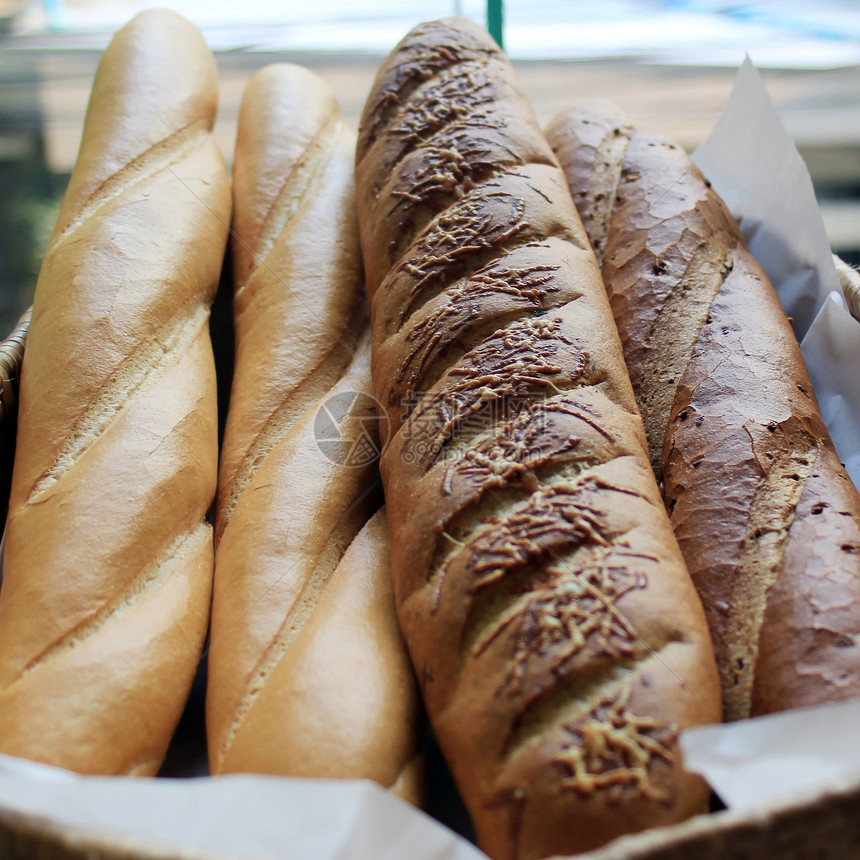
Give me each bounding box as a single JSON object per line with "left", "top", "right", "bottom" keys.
{"left": 833, "top": 254, "right": 860, "bottom": 321}
{"left": 0, "top": 257, "right": 857, "bottom": 859}
{"left": 0, "top": 309, "right": 29, "bottom": 431}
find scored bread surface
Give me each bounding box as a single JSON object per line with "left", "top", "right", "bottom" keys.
{"left": 546, "top": 102, "right": 860, "bottom": 722}
{"left": 0, "top": 10, "right": 230, "bottom": 775}
{"left": 206, "top": 64, "right": 421, "bottom": 799}
{"left": 355, "top": 18, "right": 720, "bottom": 860}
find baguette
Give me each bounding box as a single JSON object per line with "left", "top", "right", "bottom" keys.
{"left": 546, "top": 101, "right": 860, "bottom": 722}
{"left": 355, "top": 19, "right": 720, "bottom": 860}
{"left": 206, "top": 65, "right": 421, "bottom": 800}
{"left": 0, "top": 10, "right": 229, "bottom": 774}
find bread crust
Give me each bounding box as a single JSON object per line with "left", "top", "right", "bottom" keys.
{"left": 206, "top": 64, "right": 421, "bottom": 798}
{"left": 547, "top": 102, "right": 860, "bottom": 722}
{"left": 0, "top": 9, "right": 230, "bottom": 774}
{"left": 356, "top": 19, "right": 720, "bottom": 860}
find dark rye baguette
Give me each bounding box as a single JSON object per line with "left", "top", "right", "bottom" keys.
{"left": 0, "top": 10, "right": 229, "bottom": 774}
{"left": 206, "top": 65, "right": 421, "bottom": 801}
{"left": 546, "top": 101, "right": 860, "bottom": 723}
{"left": 355, "top": 18, "right": 720, "bottom": 860}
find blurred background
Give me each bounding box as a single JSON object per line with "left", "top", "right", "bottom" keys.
{"left": 0, "top": 0, "right": 858, "bottom": 336}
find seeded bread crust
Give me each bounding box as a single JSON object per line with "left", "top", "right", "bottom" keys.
{"left": 356, "top": 19, "right": 721, "bottom": 860}
{"left": 547, "top": 102, "right": 860, "bottom": 723}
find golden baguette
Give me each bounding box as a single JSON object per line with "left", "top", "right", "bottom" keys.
{"left": 0, "top": 9, "right": 230, "bottom": 775}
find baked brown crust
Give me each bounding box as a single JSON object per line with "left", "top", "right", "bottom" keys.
{"left": 0, "top": 10, "right": 229, "bottom": 774}
{"left": 356, "top": 18, "right": 720, "bottom": 860}
{"left": 206, "top": 64, "right": 421, "bottom": 799}
{"left": 547, "top": 103, "right": 860, "bottom": 722}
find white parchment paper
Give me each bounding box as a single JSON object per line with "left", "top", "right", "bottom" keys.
{"left": 681, "top": 698, "right": 860, "bottom": 811}
{"left": 0, "top": 58, "right": 857, "bottom": 857}
{"left": 692, "top": 57, "right": 844, "bottom": 337}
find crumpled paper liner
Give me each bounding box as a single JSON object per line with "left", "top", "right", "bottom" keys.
{"left": 0, "top": 56, "right": 857, "bottom": 860}
{"left": 681, "top": 698, "right": 860, "bottom": 812}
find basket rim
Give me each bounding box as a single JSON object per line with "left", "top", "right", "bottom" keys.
{"left": 0, "top": 763, "right": 859, "bottom": 860}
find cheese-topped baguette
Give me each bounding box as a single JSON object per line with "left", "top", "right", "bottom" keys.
{"left": 0, "top": 10, "right": 229, "bottom": 774}
{"left": 355, "top": 19, "right": 721, "bottom": 860}
{"left": 206, "top": 65, "right": 421, "bottom": 801}
{"left": 546, "top": 102, "right": 860, "bottom": 722}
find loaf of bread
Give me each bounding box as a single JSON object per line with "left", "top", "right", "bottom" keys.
{"left": 355, "top": 18, "right": 720, "bottom": 860}
{"left": 0, "top": 10, "right": 229, "bottom": 774}
{"left": 546, "top": 102, "right": 860, "bottom": 722}
{"left": 206, "top": 65, "right": 421, "bottom": 801}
